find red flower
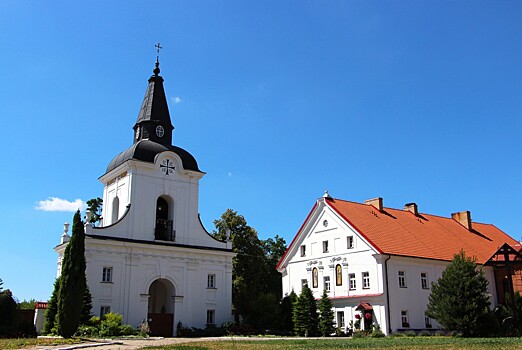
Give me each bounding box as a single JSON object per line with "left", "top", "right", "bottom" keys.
{"left": 355, "top": 314, "right": 361, "bottom": 319}
{"left": 365, "top": 313, "right": 372, "bottom": 320}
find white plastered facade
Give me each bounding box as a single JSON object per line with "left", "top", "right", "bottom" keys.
{"left": 277, "top": 196, "right": 498, "bottom": 335}
{"left": 55, "top": 150, "right": 235, "bottom": 335}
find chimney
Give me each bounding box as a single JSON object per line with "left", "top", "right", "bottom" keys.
{"left": 452, "top": 211, "right": 472, "bottom": 230}
{"left": 365, "top": 197, "right": 383, "bottom": 212}
{"left": 404, "top": 202, "right": 418, "bottom": 216}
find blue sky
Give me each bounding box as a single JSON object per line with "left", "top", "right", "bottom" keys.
{"left": 1, "top": 1, "right": 521, "bottom": 302}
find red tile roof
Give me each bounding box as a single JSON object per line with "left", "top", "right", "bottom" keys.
{"left": 327, "top": 198, "right": 518, "bottom": 264}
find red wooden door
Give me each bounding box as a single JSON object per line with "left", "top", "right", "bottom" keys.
{"left": 148, "top": 313, "right": 173, "bottom": 337}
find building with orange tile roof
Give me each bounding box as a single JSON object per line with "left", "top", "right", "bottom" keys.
{"left": 276, "top": 192, "right": 522, "bottom": 334}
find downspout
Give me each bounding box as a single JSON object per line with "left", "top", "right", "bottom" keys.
{"left": 384, "top": 254, "right": 392, "bottom": 335}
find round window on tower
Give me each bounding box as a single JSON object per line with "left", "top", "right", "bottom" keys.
{"left": 156, "top": 125, "right": 165, "bottom": 137}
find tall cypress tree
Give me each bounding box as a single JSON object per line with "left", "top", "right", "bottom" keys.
{"left": 318, "top": 290, "right": 335, "bottom": 336}
{"left": 56, "top": 210, "right": 86, "bottom": 338}
{"left": 42, "top": 278, "right": 60, "bottom": 334}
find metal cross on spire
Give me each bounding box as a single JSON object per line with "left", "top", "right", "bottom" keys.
{"left": 155, "top": 42, "right": 163, "bottom": 60}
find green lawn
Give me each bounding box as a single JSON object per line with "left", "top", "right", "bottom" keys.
{"left": 145, "top": 337, "right": 522, "bottom": 350}
{"left": 0, "top": 337, "right": 79, "bottom": 349}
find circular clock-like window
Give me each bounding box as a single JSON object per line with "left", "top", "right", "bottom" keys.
{"left": 156, "top": 125, "right": 165, "bottom": 137}
{"left": 323, "top": 220, "right": 328, "bottom": 227}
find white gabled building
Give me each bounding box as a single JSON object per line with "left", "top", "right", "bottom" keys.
{"left": 54, "top": 60, "right": 235, "bottom": 337}
{"left": 277, "top": 192, "right": 521, "bottom": 335}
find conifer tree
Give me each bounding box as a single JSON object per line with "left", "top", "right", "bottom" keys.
{"left": 318, "top": 290, "right": 335, "bottom": 336}
{"left": 281, "top": 290, "right": 297, "bottom": 332}
{"left": 292, "top": 284, "right": 318, "bottom": 336}
{"left": 81, "top": 286, "right": 93, "bottom": 325}
{"left": 56, "top": 210, "right": 87, "bottom": 338}
{"left": 426, "top": 250, "right": 491, "bottom": 337}
{"left": 42, "top": 278, "right": 60, "bottom": 334}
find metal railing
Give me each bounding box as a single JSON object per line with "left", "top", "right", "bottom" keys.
{"left": 155, "top": 219, "right": 175, "bottom": 241}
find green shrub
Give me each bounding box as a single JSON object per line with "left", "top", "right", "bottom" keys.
{"left": 404, "top": 330, "right": 417, "bottom": 336}
{"left": 370, "top": 329, "right": 385, "bottom": 338}
{"left": 352, "top": 330, "right": 366, "bottom": 338}
{"left": 119, "top": 324, "right": 136, "bottom": 336}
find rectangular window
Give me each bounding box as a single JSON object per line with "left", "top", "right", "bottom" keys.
{"left": 322, "top": 240, "right": 329, "bottom": 253}
{"left": 300, "top": 245, "right": 306, "bottom": 257}
{"left": 206, "top": 309, "right": 215, "bottom": 325}
{"left": 347, "top": 236, "right": 354, "bottom": 249}
{"left": 100, "top": 306, "right": 111, "bottom": 317}
{"left": 401, "top": 310, "right": 409, "bottom": 328}
{"left": 349, "top": 273, "right": 356, "bottom": 290}
{"left": 425, "top": 316, "right": 432, "bottom": 328}
{"left": 301, "top": 279, "right": 308, "bottom": 288}
{"left": 207, "top": 274, "right": 216, "bottom": 288}
{"left": 324, "top": 276, "right": 331, "bottom": 292}
{"left": 421, "top": 273, "right": 429, "bottom": 289}
{"left": 102, "top": 267, "right": 112, "bottom": 282}
{"left": 337, "top": 311, "right": 345, "bottom": 328}
{"left": 398, "top": 271, "right": 407, "bottom": 288}
{"left": 362, "top": 272, "right": 370, "bottom": 289}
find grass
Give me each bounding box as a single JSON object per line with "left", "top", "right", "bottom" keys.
{"left": 144, "top": 337, "right": 522, "bottom": 350}
{"left": 0, "top": 337, "right": 80, "bottom": 349}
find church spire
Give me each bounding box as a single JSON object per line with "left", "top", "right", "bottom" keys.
{"left": 133, "top": 43, "right": 174, "bottom": 147}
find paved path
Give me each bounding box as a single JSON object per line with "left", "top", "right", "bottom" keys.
{"left": 23, "top": 336, "right": 304, "bottom": 350}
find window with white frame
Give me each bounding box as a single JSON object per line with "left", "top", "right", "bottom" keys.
{"left": 100, "top": 306, "right": 111, "bottom": 317}
{"left": 421, "top": 272, "right": 429, "bottom": 289}
{"left": 362, "top": 272, "right": 370, "bottom": 289}
{"left": 398, "top": 271, "right": 407, "bottom": 288}
{"left": 300, "top": 245, "right": 306, "bottom": 257}
{"left": 425, "top": 316, "right": 432, "bottom": 328}
{"left": 337, "top": 311, "right": 345, "bottom": 328}
{"left": 401, "top": 310, "right": 409, "bottom": 328}
{"left": 102, "top": 267, "right": 112, "bottom": 282}
{"left": 206, "top": 309, "right": 215, "bottom": 325}
{"left": 349, "top": 273, "right": 356, "bottom": 290}
{"left": 207, "top": 274, "right": 216, "bottom": 288}
{"left": 347, "top": 236, "right": 354, "bottom": 249}
{"left": 322, "top": 240, "right": 329, "bottom": 253}
{"left": 324, "top": 276, "right": 331, "bottom": 292}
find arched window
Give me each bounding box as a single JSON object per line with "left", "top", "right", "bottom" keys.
{"left": 312, "top": 267, "right": 319, "bottom": 288}
{"left": 155, "top": 197, "right": 174, "bottom": 241}
{"left": 111, "top": 196, "right": 120, "bottom": 224}
{"left": 336, "top": 264, "right": 342, "bottom": 286}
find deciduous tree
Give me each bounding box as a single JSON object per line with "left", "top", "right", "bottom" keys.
{"left": 86, "top": 197, "right": 103, "bottom": 225}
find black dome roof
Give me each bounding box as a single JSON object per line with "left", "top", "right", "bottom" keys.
{"left": 106, "top": 140, "right": 200, "bottom": 173}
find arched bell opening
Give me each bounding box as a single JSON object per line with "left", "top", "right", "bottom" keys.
{"left": 154, "top": 196, "right": 175, "bottom": 241}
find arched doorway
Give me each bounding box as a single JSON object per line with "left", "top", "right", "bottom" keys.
{"left": 148, "top": 279, "right": 175, "bottom": 337}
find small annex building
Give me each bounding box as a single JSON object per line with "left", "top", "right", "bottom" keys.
{"left": 276, "top": 192, "right": 522, "bottom": 335}
{"left": 54, "top": 60, "right": 235, "bottom": 337}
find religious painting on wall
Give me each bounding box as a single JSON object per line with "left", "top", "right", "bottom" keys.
{"left": 336, "top": 264, "right": 342, "bottom": 286}
{"left": 312, "top": 267, "right": 318, "bottom": 288}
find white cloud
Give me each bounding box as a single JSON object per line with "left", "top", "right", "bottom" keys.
{"left": 172, "top": 96, "right": 182, "bottom": 104}
{"left": 35, "top": 197, "right": 86, "bottom": 212}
